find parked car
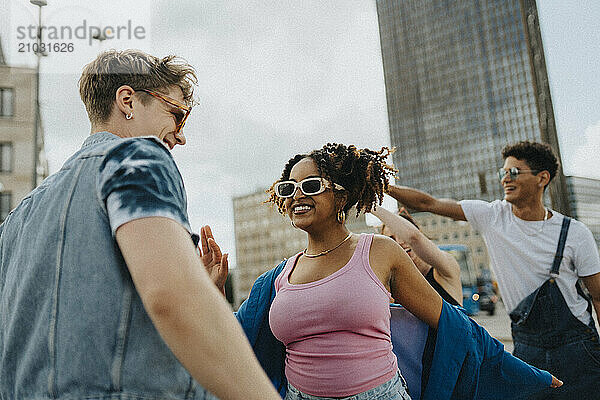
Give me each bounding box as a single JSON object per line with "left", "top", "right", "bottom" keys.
{"left": 477, "top": 277, "right": 498, "bottom": 315}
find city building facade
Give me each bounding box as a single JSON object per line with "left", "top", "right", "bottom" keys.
{"left": 232, "top": 189, "right": 377, "bottom": 307}
{"left": 566, "top": 176, "right": 600, "bottom": 250}
{"left": 0, "top": 38, "right": 48, "bottom": 222}
{"left": 376, "top": 0, "right": 568, "bottom": 209}
{"left": 375, "top": 1, "right": 597, "bottom": 272}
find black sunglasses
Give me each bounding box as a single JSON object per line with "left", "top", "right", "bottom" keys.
{"left": 497, "top": 167, "right": 540, "bottom": 182}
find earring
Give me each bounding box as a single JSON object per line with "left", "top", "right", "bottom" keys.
{"left": 336, "top": 209, "right": 346, "bottom": 224}
{"left": 125, "top": 112, "right": 133, "bottom": 120}
{"left": 291, "top": 220, "right": 297, "bottom": 228}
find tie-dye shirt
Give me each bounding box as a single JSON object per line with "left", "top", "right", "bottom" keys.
{"left": 98, "top": 133, "right": 191, "bottom": 235}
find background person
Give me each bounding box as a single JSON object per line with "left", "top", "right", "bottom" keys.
{"left": 371, "top": 205, "right": 462, "bottom": 306}
{"left": 0, "top": 49, "right": 280, "bottom": 400}
{"left": 384, "top": 140, "right": 600, "bottom": 399}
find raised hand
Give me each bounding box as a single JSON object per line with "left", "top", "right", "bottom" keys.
{"left": 199, "top": 225, "right": 229, "bottom": 295}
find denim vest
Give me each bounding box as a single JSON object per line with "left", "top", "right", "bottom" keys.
{"left": 0, "top": 132, "right": 211, "bottom": 400}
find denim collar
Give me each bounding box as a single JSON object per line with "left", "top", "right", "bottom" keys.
{"left": 81, "top": 131, "right": 122, "bottom": 148}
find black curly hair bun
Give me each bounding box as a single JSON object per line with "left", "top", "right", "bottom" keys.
{"left": 267, "top": 143, "right": 397, "bottom": 216}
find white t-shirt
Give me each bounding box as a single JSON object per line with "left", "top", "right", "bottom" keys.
{"left": 460, "top": 199, "right": 600, "bottom": 324}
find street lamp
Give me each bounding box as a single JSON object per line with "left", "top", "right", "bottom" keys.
{"left": 30, "top": 0, "right": 47, "bottom": 190}
{"left": 92, "top": 31, "right": 107, "bottom": 42}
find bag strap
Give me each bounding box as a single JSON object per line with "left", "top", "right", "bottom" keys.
{"left": 550, "top": 216, "right": 571, "bottom": 277}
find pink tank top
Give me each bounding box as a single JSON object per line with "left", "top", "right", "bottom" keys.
{"left": 269, "top": 234, "right": 398, "bottom": 397}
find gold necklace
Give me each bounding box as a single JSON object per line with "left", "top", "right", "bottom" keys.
{"left": 302, "top": 232, "right": 353, "bottom": 258}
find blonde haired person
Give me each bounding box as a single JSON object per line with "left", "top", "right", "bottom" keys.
{"left": 0, "top": 50, "right": 280, "bottom": 400}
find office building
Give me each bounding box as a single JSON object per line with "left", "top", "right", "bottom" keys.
{"left": 376, "top": 0, "right": 569, "bottom": 212}
{"left": 375, "top": 1, "right": 600, "bottom": 267}
{"left": 567, "top": 176, "right": 600, "bottom": 249}
{"left": 0, "top": 37, "right": 48, "bottom": 222}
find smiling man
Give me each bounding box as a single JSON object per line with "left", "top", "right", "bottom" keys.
{"left": 0, "top": 50, "right": 280, "bottom": 400}
{"left": 384, "top": 141, "right": 600, "bottom": 399}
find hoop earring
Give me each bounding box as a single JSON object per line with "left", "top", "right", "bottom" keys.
{"left": 336, "top": 209, "right": 346, "bottom": 224}
{"left": 125, "top": 112, "right": 133, "bottom": 120}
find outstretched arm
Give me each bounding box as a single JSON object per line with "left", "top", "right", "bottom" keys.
{"left": 371, "top": 206, "right": 462, "bottom": 304}
{"left": 371, "top": 235, "right": 442, "bottom": 328}
{"left": 386, "top": 185, "right": 466, "bottom": 221}
{"left": 116, "top": 217, "right": 280, "bottom": 400}
{"left": 371, "top": 206, "right": 461, "bottom": 279}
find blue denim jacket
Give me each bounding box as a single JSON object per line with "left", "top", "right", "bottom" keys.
{"left": 0, "top": 132, "right": 211, "bottom": 400}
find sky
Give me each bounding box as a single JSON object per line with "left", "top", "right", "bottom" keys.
{"left": 1, "top": 1, "right": 599, "bottom": 267}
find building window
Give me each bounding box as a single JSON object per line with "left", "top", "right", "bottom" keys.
{"left": 1, "top": 192, "right": 12, "bottom": 222}
{"left": 0, "top": 88, "right": 14, "bottom": 117}
{"left": 0, "top": 143, "right": 13, "bottom": 172}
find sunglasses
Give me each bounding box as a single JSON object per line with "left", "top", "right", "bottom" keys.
{"left": 138, "top": 89, "right": 192, "bottom": 135}
{"left": 497, "top": 167, "right": 540, "bottom": 182}
{"left": 274, "top": 177, "right": 345, "bottom": 198}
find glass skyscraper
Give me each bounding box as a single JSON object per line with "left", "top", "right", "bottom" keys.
{"left": 376, "top": 0, "right": 569, "bottom": 209}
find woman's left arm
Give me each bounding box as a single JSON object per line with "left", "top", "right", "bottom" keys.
{"left": 372, "top": 235, "right": 442, "bottom": 328}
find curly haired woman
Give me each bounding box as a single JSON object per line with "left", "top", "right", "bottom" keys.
{"left": 264, "top": 143, "right": 419, "bottom": 399}
{"left": 224, "top": 143, "right": 562, "bottom": 399}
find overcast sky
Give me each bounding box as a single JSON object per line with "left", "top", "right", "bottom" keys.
{"left": 2, "top": 1, "right": 599, "bottom": 266}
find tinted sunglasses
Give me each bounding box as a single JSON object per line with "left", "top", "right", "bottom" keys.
{"left": 497, "top": 167, "right": 540, "bottom": 182}
{"left": 138, "top": 89, "right": 191, "bottom": 134}
{"left": 274, "top": 177, "right": 345, "bottom": 198}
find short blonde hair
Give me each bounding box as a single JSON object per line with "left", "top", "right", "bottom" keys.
{"left": 79, "top": 49, "right": 197, "bottom": 124}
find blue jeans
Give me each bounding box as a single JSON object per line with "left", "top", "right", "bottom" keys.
{"left": 284, "top": 371, "right": 411, "bottom": 400}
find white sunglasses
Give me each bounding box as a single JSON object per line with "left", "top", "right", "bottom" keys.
{"left": 274, "top": 177, "right": 345, "bottom": 198}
